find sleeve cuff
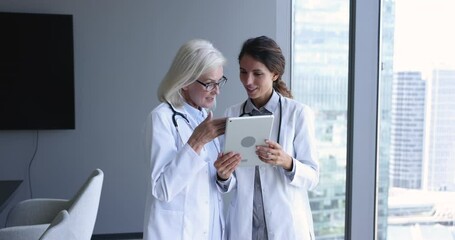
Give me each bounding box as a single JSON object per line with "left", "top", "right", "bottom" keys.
{"left": 284, "top": 158, "right": 296, "bottom": 181}
{"left": 216, "top": 176, "right": 232, "bottom": 192}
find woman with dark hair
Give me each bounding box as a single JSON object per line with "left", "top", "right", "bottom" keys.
{"left": 215, "top": 36, "right": 319, "bottom": 240}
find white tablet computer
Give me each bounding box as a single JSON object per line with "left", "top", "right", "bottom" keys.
{"left": 223, "top": 115, "right": 274, "bottom": 167}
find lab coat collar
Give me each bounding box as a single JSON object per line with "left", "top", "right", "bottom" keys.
{"left": 183, "top": 101, "right": 207, "bottom": 124}
{"left": 244, "top": 90, "right": 280, "bottom": 115}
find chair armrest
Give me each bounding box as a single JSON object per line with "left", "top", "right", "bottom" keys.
{"left": 6, "top": 198, "right": 70, "bottom": 227}
{"left": 0, "top": 224, "right": 49, "bottom": 239}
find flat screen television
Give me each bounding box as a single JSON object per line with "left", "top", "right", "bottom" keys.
{"left": 0, "top": 12, "right": 75, "bottom": 130}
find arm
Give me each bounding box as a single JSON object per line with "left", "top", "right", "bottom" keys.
{"left": 5, "top": 199, "right": 69, "bottom": 227}
{"left": 214, "top": 152, "right": 241, "bottom": 193}
{"left": 213, "top": 105, "right": 244, "bottom": 193}
{"left": 0, "top": 224, "right": 50, "bottom": 239}
{"left": 147, "top": 110, "right": 206, "bottom": 202}
{"left": 290, "top": 106, "right": 319, "bottom": 190}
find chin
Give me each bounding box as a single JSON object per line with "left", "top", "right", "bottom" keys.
{"left": 247, "top": 92, "right": 259, "bottom": 99}
{"left": 203, "top": 99, "right": 216, "bottom": 110}
{"left": 246, "top": 88, "right": 259, "bottom": 97}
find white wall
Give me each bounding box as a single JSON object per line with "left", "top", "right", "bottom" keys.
{"left": 0, "top": 0, "right": 279, "bottom": 234}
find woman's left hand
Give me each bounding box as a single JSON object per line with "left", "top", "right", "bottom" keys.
{"left": 256, "top": 140, "right": 293, "bottom": 171}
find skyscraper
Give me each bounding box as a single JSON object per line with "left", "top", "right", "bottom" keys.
{"left": 389, "top": 71, "right": 426, "bottom": 189}
{"left": 426, "top": 69, "right": 455, "bottom": 191}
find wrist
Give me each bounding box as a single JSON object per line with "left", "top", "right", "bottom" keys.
{"left": 187, "top": 138, "right": 204, "bottom": 153}
{"left": 217, "top": 173, "right": 228, "bottom": 181}
{"left": 283, "top": 156, "right": 293, "bottom": 171}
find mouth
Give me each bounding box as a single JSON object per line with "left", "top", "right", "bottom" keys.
{"left": 245, "top": 87, "right": 258, "bottom": 95}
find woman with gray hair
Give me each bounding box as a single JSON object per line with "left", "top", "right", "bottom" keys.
{"left": 143, "top": 39, "right": 241, "bottom": 240}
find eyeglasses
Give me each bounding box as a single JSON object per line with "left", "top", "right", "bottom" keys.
{"left": 196, "top": 76, "right": 228, "bottom": 91}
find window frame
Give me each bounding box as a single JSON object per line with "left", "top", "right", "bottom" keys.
{"left": 279, "top": 0, "right": 381, "bottom": 239}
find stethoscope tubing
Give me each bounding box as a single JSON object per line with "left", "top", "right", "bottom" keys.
{"left": 167, "top": 95, "right": 282, "bottom": 145}
{"left": 166, "top": 102, "right": 189, "bottom": 128}
{"left": 239, "top": 96, "right": 282, "bottom": 144}
{"left": 166, "top": 101, "right": 220, "bottom": 153}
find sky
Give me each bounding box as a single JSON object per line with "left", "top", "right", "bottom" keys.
{"left": 393, "top": 0, "right": 455, "bottom": 77}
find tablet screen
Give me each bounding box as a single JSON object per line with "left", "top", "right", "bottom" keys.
{"left": 223, "top": 115, "right": 274, "bottom": 167}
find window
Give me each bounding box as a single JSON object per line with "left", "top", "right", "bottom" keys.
{"left": 377, "top": 0, "right": 455, "bottom": 239}
{"left": 292, "top": 0, "right": 350, "bottom": 239}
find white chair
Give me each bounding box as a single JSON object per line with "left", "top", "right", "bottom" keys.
{"left": 0, "top": 168, "right": 104, "bottom": 240}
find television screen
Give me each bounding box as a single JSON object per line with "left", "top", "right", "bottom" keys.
{"left": 0, "top": 12, "right": 75, "bottom": 130}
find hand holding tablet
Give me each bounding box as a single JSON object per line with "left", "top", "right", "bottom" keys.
{"left": 223, "top": 115, "right": 274, "bottom": 167}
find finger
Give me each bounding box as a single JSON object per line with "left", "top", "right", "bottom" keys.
{"left": 215, "top": 125, "right": 226, "bottom": 135}
{"left": 265, "top": 139, "right": 280, "bottom": 149}
{"left": 262, "top": 157, "right": 277, "bottom": 166}
{"left": 202, "top": 111, "right": 213, "bottom": 123}
{"left": 218, "top": 154, "right": 239, "bottom": 173}
{"left": 220, "top": 161, "right": 236, "bottom": 177}
{"left": 215, "top": 152, "right": 231, "bottom": 167}
{"left": 213, "top": 118, "right": 226, "bottom": 133}
{"left": 213, "top": 117, "right": 227, "bottom": 124}
{"left": 215, "top": 123, "right": 226, "bottom": 134}
{"left": 225, "top": 155, "right": 241, "bottom": 169}
{"left": 256, "top": 147, "right": 270, "bottom": 159}
{"left": 268, "top": 149, "right": 279, "bottom": 158}
{"left": 214, "top": 152, "right": 233, "bottom": 169}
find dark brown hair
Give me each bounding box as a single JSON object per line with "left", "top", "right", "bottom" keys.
{"left": 238, "top": 36, "right": 293, "bottom": 98}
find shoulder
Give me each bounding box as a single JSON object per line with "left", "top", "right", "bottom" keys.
{"left": 282, "top": 97, "right": 313, "bottom": 114}
{"left": 147, "top": 102, "right": 174, "bottom": 127}
{"left": 151, "top": 102, "right": 172, "bottom": 114}
{"left": 224, "top": 101, "right": 245, "bottom": 117}
{"left": 149, "top": 102, "right": 171, "bottom": 118}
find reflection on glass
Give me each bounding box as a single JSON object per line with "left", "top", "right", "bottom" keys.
{"left": 292, "top": 0, "right": 349, "bottom": 239}
{"left": 378, "top": 0, "right": 455, "bottom": 239}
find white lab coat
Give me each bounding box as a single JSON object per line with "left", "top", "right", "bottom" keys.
{"left": 143, "top": 102, "right": 225, "bottom": 240}
{"left": 221, "top": 94, "right": 319, "bottom": 240}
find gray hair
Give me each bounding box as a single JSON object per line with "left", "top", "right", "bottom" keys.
{"left": 157, "top": 39, "right": 226, "bottom": 107}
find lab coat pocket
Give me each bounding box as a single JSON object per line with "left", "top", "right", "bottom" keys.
{"left": 151, "top": 208, "right": 184, "bottom": 239}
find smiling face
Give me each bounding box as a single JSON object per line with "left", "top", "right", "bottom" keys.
{"left": 182, "top": 65, "right": 224, "bottom": 109}
{"left": 239, "top": 54, "right": 278, "bottom": 108}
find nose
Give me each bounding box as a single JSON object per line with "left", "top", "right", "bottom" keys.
{"left": 211, "top": 84, "right": 220, "bottom": 95}
{"left": 242, "top": 73, "right": 253, "bottom": 85}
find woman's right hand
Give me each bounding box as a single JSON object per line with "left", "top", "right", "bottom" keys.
{"left": 188, "top": 111, "right": 226, "bottom": 153}
{"left": 214, "top": 152, "right": 241, "bottom": 180}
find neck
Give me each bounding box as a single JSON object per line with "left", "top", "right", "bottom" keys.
{"left": 252, "top": 90, "right": 273, "bottom": 109}
{"left": 181, "top": 90, "right": 201, "bottom": 110}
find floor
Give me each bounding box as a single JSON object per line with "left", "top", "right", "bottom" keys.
{"left": 91, "top": 232, "right": 142, "bottom": 240}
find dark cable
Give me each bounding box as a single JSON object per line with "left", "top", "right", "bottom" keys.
{"left": 28, "top": 130, "right": 39, "bottom": 198}
{"left": 4, "top": 131, "right": 39, "bottom": 227}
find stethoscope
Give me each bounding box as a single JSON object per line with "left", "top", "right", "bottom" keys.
{"left": 239, "top": 95, "right": 282, "bottom": 144}
{"left": 166, "top": 101, "right": 220, "bottom": 153}
{"left": 166, "top": 102, "right": 189, "bottom": 128}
